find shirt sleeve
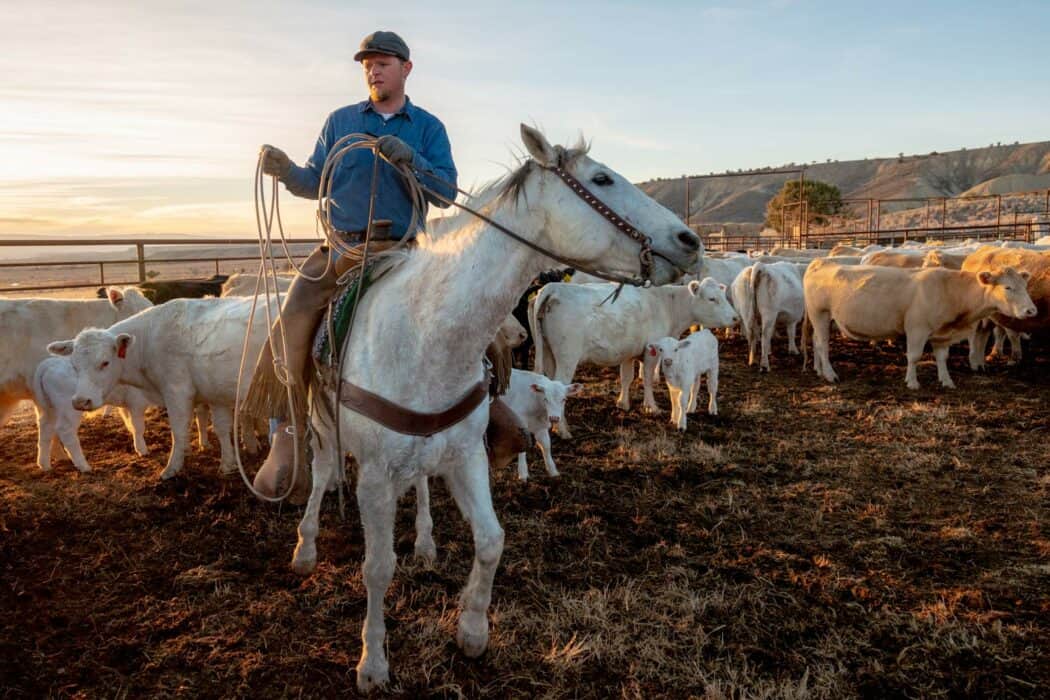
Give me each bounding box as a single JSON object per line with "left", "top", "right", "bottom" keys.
{"left": 411, "top": 121, "right": 458, "bottom": 208}
{"left": 282, "top": 115, "right": 333, "bottom": 200}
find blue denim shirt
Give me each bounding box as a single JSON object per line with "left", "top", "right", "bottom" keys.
{"left": 282, "top": 97, "right": 458, "bottom": 239}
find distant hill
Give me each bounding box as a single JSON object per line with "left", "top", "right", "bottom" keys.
{"left": 639, "top": 140, "right": 1050, "bottom": 229}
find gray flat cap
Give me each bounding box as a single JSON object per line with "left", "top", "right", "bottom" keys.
{"left": 354, "top": 30, "right": 410, "bottom": 62}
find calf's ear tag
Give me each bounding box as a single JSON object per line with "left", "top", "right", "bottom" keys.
{"left": 649, "top": 347, "right": 657, "bottom": 356}
{"left": 117, "top": 344, "right": 127, "bottom": 359}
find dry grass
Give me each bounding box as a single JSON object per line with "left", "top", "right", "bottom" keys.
{"left": 1, "top": 334, "right": 1048, "bottom": 698}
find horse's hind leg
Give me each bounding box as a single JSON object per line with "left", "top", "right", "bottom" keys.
{"left": 445, "top": 446, "right": 505, "bottom": 658}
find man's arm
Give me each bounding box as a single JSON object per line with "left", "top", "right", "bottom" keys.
{"left": 281, "top": 116, "right": 334, "bottom": 200}
{"left": 411, "top": 122, "right": 458, "bottom": 208}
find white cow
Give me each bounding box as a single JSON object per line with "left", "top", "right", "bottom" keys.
{"left": 0, "top": 288, "right": 153, "bottom": 428}
{"left": 220, "top": 272, "right": 295, "bottom": 297}
{"left": 502, "top": 369, "right": 580, "bottom": 480}
{"left": 695, "top": 256, "right": 751, "bottom": 293}
{"left": 47, "top": 296, "right": 278, "bottom": 479}
{"left": 803, "top": 259, "right": 1037, "bottom": 388}
{"left": 530, "top": 279, "right": 737, "bottom": 437}
{"left": 731, "top": 261, "right": 805, "bottom": 371}
{"left": 647, "top": 329, "right": 719, "bottom": 432}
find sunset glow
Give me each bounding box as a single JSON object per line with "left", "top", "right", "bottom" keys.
{"left": 2, "top": 1, "right": 1048, "bottom": 240}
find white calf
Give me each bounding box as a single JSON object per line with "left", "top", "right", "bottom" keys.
{"left": 32, "top": 356, "right": 154, "bottom": 472}
{"left": 502, "top": 370, "right": 580, "bottom": 480}
{"left": 647, "top": 329, "right": 720, "bottom": 432}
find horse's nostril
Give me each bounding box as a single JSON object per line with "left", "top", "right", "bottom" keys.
{"left": 676, "top": 230, "right": 700, "bottom": 252}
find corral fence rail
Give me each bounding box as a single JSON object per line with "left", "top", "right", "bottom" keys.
{"left": 0, "top": 237, "right": 320, "bottom": 294}
{"left": 698, "top": 221, "right": 1041, "bottom": 253}
{"left": 2, "top": 224, "right": 1045, "bottom": 294}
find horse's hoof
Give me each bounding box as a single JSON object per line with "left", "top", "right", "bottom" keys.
{"left": 457, "top": 615, "right": 489, "bottom": 658}
{"left": 290, "top": 546, "right": 317, "bottom": 576}
{"left": 414, "top": 538, "right": 437, "bottom": 564}
{"left": 355, "top": 656, "right": 390, "bottom": 692}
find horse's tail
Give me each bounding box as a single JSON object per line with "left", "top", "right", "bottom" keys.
{"left": 530, "top": 289, "right": 557, "bottom": 379}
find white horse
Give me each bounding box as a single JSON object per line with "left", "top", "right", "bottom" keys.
{"left": 292, "top": 124, "right": 701, "bottom": 691}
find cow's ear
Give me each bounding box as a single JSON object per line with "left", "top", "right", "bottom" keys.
{"left": 679, "top": 340, "right": 691, "bottom": 349}
{"left": 115, "top": 333, "right": 135, "bottom": 359}
{"left": 520, "top": 124, "right": 557, "bottom": 166}
{"left": 718, "top": 283, "right": 727, "bottom": 292}
{"left": 1019, "top": 270, "right": 1031, "bottom": 281}
{"left": 567, "top": 383, "right": 583, "bottom": 396}
{"left": 47, "top": 340, "right": 74, "bottom": 356}
{"left": 107, "top": 287, "right": 124, "bottom": 306}
{"left": 687, "top": 279, "right": 701, "bottom": 296}
{"left": 530, "top": 383, "right": 545, "bottom": 394}
{"left": 977, "top": 270, "right": 994, "bottom": 285}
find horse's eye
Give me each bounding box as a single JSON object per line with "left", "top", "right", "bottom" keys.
{"left": 100, "top": 361, "right": 109, "bottom": 369}
{"left": 591, "top": 173, "right": 613, "bottom": 186}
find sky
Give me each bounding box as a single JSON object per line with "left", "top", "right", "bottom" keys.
{"left": 1, "top": 0, "right": 1048, "bottom": 240}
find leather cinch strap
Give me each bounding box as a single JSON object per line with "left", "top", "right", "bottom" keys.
{"left": 339, "top": 380, "right": 488, "bottom": 437}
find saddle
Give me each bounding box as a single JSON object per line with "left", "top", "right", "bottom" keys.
{"left": 310, "top": 253, "right": 517, "bottom": 444}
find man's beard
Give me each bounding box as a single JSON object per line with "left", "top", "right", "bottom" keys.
{"left": 369, "top": 85, "right": 391, "bottom": 103}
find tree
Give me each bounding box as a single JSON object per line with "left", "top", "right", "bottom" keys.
{"left": 764, "top": 179, "right": 845, "bottom": 232}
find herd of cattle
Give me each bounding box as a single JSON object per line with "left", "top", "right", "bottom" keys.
{"left": 1, "top": 235, "right": 1049, "bottom": 480}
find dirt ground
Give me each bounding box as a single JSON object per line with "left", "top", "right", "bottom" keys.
{"left": 1, "top": 336, "right": 1047, "bottom": 698}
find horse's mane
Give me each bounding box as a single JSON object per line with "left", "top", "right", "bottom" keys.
{"left": 426, "top": 137, "right": 591, "bottom": 239}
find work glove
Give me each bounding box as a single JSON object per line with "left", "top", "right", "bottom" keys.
{"left": 376, "top": 135, "right": 415, "bottom": 168}
{"left": 260, "top": 144, "right": 292, "bottom": 179}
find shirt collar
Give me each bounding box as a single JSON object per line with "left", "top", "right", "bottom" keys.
{"left": 360, "top": 96, "right": 415, "bottom": 121}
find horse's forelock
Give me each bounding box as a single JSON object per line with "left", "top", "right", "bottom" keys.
{"left": 494, "top": 139, "right": 591, "bottom": 207}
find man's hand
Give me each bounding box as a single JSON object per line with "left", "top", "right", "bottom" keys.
{"left": 260, "top": 144, "right": 292, "bottom": 179}
{"left": 376, "top": 135, "right": 415, "bottom": 167}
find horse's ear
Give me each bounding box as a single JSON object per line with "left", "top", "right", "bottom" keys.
{"left": 520, "top": 124, "right": 556, "bottom": 166}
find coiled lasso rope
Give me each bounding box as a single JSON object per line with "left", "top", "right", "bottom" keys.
{"left": 230, "top": 136, "right": 426, "bottom": 503}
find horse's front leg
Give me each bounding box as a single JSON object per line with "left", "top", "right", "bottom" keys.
{"left": 355, "top": 469, "right": 397, "bottom": 692}
{"left": 413, "top": 474, "right": 437, "bottom": 563}
{"left": 445, "top": 443, "right": 505, "bottom": 658}
{"left": 291, "top": 413, "right": 337, "bottom": 576}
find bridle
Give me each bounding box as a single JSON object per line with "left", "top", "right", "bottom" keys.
{"left": 414, "top": 151, "right": 689, "bottom": 288}
{"left": 539, "top": 160, "right": 660, "bottom": 284}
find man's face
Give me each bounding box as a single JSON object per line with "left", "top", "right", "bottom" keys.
{"left": 361, "top": 54, "right": 411, "bottom": 103}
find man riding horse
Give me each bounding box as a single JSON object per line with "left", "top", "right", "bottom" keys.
{"left": 245, "top": 30, "right": 527, "bottom": 500}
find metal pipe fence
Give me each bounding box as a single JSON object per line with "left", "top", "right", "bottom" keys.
{"left": 0, "top": 237, "right": 319, "bottom": 295}
{"left": 697, "top": 221, "right": 1040, "bottom": 253}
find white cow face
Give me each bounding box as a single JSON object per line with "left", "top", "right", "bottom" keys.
{"left": 48, "top": 329, "right": 133, "bottom": 411}
{"left": 646, "top": 337, "right": 679, "bottom": 379}
{"left": 978, "top": 267, "right": 1037, "bottom": 320}
{"left": 531, "top": 379, "right": 582, "bottom": 429}
{"left": 688, "top": 278, "right": 738, "bottom": 328}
